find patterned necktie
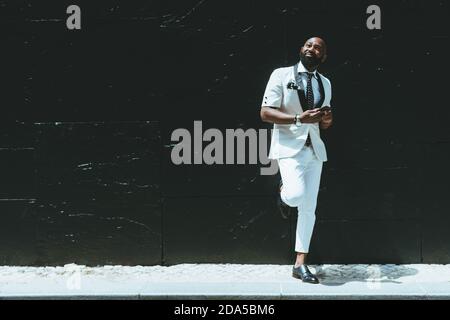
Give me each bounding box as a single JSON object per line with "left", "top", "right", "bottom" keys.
{"left": 306, "top": 73, "right": 315, "bottom": 110}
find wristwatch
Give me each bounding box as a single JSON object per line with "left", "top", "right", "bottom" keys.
{"left": 294, "top": 114, "right": 301, "bottom": 126}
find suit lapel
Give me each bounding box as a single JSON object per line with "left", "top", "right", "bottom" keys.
{"left": 293, "top": 64, "right": 308, "bottom": 110}
{"left": 316, "top": 73, "right": 326, "bottom": 107}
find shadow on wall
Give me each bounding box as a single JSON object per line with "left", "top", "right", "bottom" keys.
{"left": 314, "top": 264, "right": 419, "bottom": 286}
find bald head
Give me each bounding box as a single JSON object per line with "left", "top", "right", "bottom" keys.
{"left": 299, "top": 37, "right": 328, "bottom": 71}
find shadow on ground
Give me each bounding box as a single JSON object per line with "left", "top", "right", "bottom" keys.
{"left": 313, "top": 264, "right": 419, "bottom": 286}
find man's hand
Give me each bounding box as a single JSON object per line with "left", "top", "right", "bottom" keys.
{"left": 300, "top": 108, "right": 324, "bottom": 123}
{"left": 320, "top": 109, "right": 333, "bottom": 129}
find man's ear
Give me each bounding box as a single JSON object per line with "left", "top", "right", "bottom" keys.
{"left": 321, "top": 53, "right": 328, "bottom": 63}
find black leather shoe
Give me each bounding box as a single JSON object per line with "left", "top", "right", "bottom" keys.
{"left": 292, "top": 265, "right": 320, "bottom": 284}
{"left": 277, "top": 180, "right": 292, "bottom": 219}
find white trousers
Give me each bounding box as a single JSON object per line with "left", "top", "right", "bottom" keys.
{"left": 278, "top": 145, "right": 323, "bottom": 253}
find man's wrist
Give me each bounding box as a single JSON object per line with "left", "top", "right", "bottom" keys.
{"left": 294, "top": 114, "right": 301, "bottom": 126}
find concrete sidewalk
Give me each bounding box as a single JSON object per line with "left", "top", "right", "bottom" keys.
{"left": 1, "top": 264, "right": 450, "bottom": 299}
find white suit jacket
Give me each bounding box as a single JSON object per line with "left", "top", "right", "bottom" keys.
{"left": 261, "top": 65, "right": 332, "bottom": 161}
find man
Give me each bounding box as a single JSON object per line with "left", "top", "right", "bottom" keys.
{"left": 260, "top": 37, "right": 333, "bottom": 284}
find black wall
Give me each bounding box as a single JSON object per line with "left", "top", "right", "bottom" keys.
{"left": 1, "top": 0, "right": 449, "bottom": 265}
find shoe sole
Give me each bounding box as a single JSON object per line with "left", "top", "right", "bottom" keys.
{"left": 279, "top": 207, "right": 291, "bottom": 220}
{"left": 292, "top": 272, "right": 302, "bottom": 280}
{"left": 277, "top": 195, "right": 292, "bottom": 219}
{"left": 278, "top": 180, "right": 289, "bottom": 219}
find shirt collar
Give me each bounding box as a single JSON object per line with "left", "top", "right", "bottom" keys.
{"left": 298, "top": 60, "right": 319, "bottom": 79}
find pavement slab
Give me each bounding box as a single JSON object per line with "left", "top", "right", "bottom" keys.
{"left": 1, "top": 264, "right": 449, "bottom": 299}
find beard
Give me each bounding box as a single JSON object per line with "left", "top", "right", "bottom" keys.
{"left": 299, "top": 51, "right": 322, "bottom": 70}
